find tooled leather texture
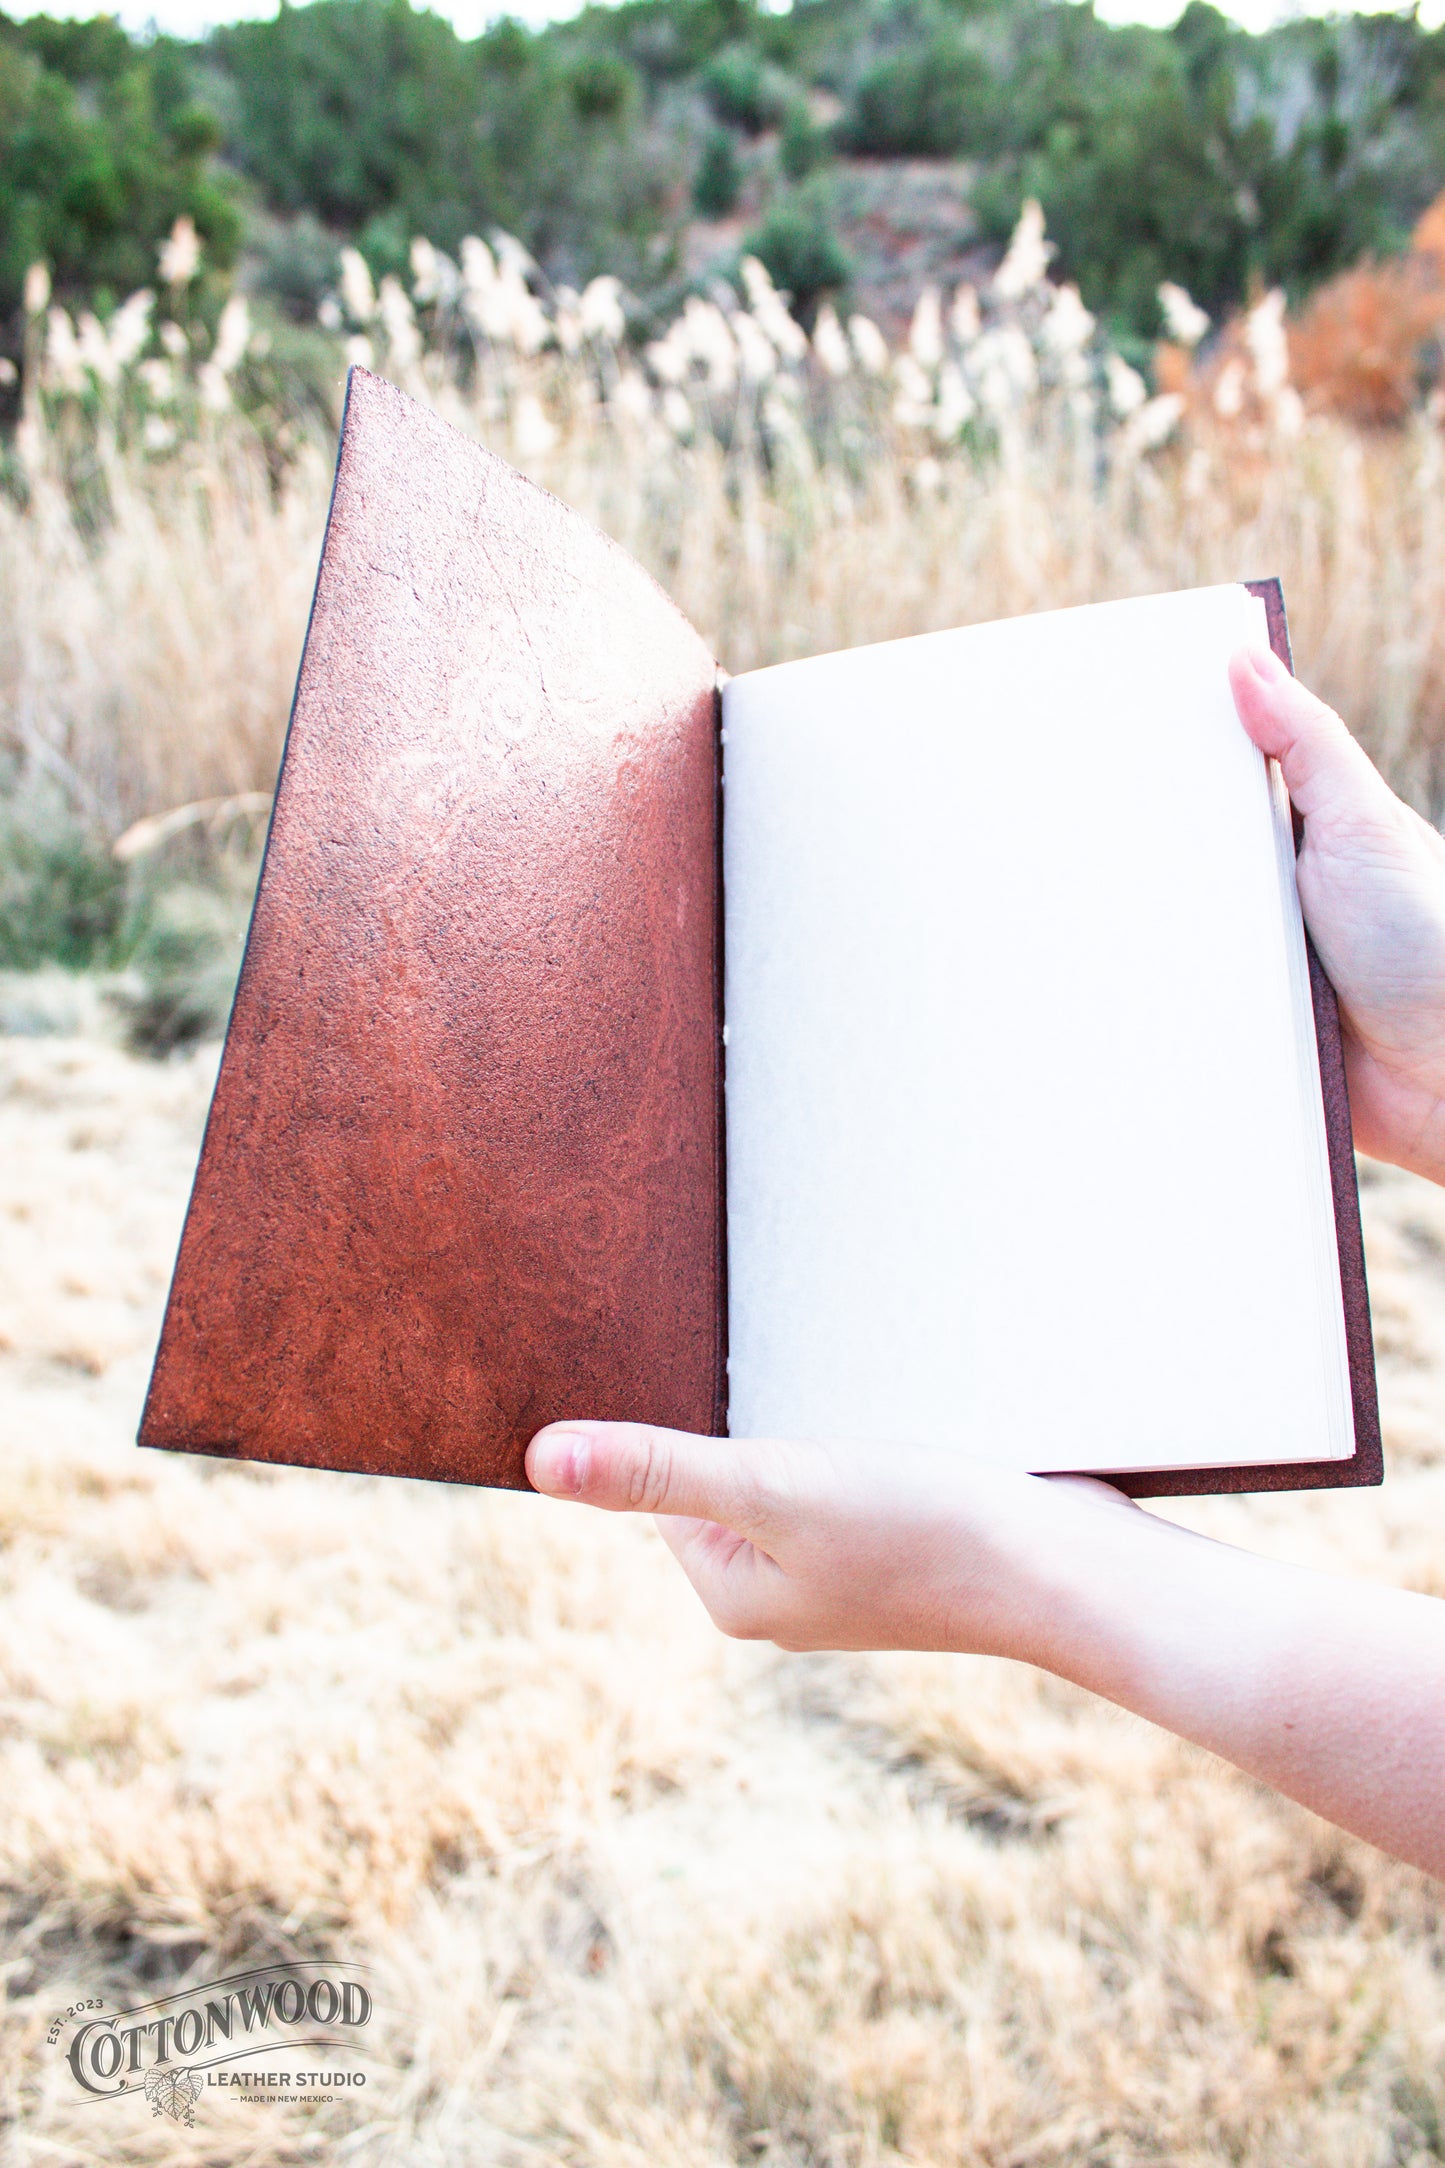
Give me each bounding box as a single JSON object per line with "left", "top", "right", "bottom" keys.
{"left": 140, "top": 369, "right": 726, "bottom": 1487}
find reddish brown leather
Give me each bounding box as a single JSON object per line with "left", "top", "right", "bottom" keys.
{"left": 140, "top": 369, "right": 726, "bottom": 1487}
{"left": 1108, "top": 577, "right": 1382, "bottom": 1498}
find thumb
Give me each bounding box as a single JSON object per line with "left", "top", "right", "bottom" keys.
{"left": 1229, "top": 645, "right": 1393, "bottom": 837}
{"left": 526, "top": 1420, "right": 768, "bottom": 1530}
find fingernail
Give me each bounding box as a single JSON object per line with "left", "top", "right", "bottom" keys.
{"left": 1245, "top": 644, "right": 1289, "bottom": 684}
{"left": 528, "top": 1425, "right": 591, "bottom": 1496}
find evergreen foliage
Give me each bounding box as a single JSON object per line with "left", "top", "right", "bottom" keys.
{"left": 695, "top": 126, "right": 744, "bottom": 217}
{"left": 745, "top": 181, "right": 853, "bottom": 310}
{"left": 702, "top": 41, "right": 793, "bottom": 131}
{"left": 2, "top": 0, "right": 1444, "bottom": 342}
{"left": 831, "top": 0, "right": 1445, "bottom": 330}
{"left": 0, "top": 10, "right": 239, "bottom": 324}
{"left": 210, "top": 0, "right": 661, "bottom": 283}
{"left": 0, "top": 789, "right": 125, "bottom": 972}
{"left": 779, "top": 99, "right": 830, "bottom": 181}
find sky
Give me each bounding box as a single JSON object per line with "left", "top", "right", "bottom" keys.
{"left": 7, "top": 0, "right": 1443, "bottom": 51}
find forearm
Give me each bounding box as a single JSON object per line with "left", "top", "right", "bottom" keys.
{"left": 530, "top": 1420, "right": 1445, "bottom": 1876}
{"left": 996, "top": 1485, "right": 1445, "bottom": 1876}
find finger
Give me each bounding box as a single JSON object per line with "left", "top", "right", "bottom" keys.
{"left": 526, "top": 1420, "right": 771, "bottom": 1531}
{"left": 1228, "top": 646, "right": 1393, "bottom": 834}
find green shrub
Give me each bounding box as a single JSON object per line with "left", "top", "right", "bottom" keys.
{"left": 779, "top": 100, "right": 829, "bottom": 182}
{"left": 209, "top": 0, "right": 676, "bottom": 290}
{"left": 744, "top": 184, "right": 851, "bottom": 312}
{"left": 0, "top": 792, "right": 125, "bottom": 973}
{"left": 569, "top": 51, "right": 638, "bottom": 120}
{"left": 0, "top": 15, "right": 239, "bottom": 327}
{"left": 836, "top": 34, "right": 996, "bottom": 160}
{"left": 0, "top": 786, "right": 259, "bottom": 1053}
{"left": 114, "top": 874, "right": 254, "bottom": 1053}
{"left": 694, "top": 127, "right": 743, "bottom": 217}
{"left": 702, "top": 44, "right": 790, "bottom": 134}
{"left": 248, "top": 211, "right": 342, "bottom": 323}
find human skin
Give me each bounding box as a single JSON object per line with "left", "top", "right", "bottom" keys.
{"left": 527, "top": 648, "right": 1445, "bottom": 1879}
{"left": 1230, "top": 644, "right": 1445, "bottom": 1186}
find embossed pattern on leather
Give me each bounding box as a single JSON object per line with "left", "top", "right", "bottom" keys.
{"left": 140, "top": 369, "right": 725, "bottom": 1487}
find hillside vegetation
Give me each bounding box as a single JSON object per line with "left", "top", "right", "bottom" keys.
{"left": 1, "top": 187, "right": 1440, "bottom": 1046}
{"left": 3, "top": 0, "right": 1445, "bottom": 354}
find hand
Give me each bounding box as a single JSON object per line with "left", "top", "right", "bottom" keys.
{"left": 525, "top": 1418, "right": 1132, "bottom": 1655}
{"left": 528, "top": 1419, "right": 1445, "bottom": 1876}
{"left": 1230, "top": 645, "right": 1445, "bottom": 1182}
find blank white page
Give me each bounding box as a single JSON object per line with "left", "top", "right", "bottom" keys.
{"left": 720, "top": 586, "right": 1353, "bottom": 1473}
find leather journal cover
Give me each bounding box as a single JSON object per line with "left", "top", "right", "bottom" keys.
{"left": 139, "top": 371, "right": 1381, "bottom": 1497}
{"left": 139, "top": 369, "right": 725, "bottom": 1487}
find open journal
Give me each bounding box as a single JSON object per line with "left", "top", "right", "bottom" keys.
{"left": 139, "top": 368, "right": 1380, "bottom": 1500}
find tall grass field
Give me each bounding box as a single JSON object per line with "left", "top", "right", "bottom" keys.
{"left": 2, "top": 214, "right": 1445, "bottom": 2162}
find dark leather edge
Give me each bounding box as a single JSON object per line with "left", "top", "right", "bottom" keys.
{"left": 1095, "top": 577, "right": 1383, "bottom": 1499}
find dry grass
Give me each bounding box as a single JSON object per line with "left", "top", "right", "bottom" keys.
{"left": 1, "top": 1033, "right": 1444, "bottom": 2165}
{"left": 0, "top": 433, "right": 329, "bottom": 827}
{"left": 6, "top": 228, "right": 1445, "bottom": 829}
{"left": 5, "top": 222, "right": 1445, "bottom": 2160}
{"left": 8, "top": 403, "right": 1445, "bottom": 822}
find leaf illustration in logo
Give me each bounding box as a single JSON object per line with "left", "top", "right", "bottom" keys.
{"left": 144, "top": 2066, "right": 202, "bottom": 2120}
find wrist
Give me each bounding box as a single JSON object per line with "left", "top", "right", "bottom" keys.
{"left": 953, "top": 1473, "right": 1190, "bottom": 1693}
{"left": 929, "top": 1467, "right": 1132, "bottom": 1666}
